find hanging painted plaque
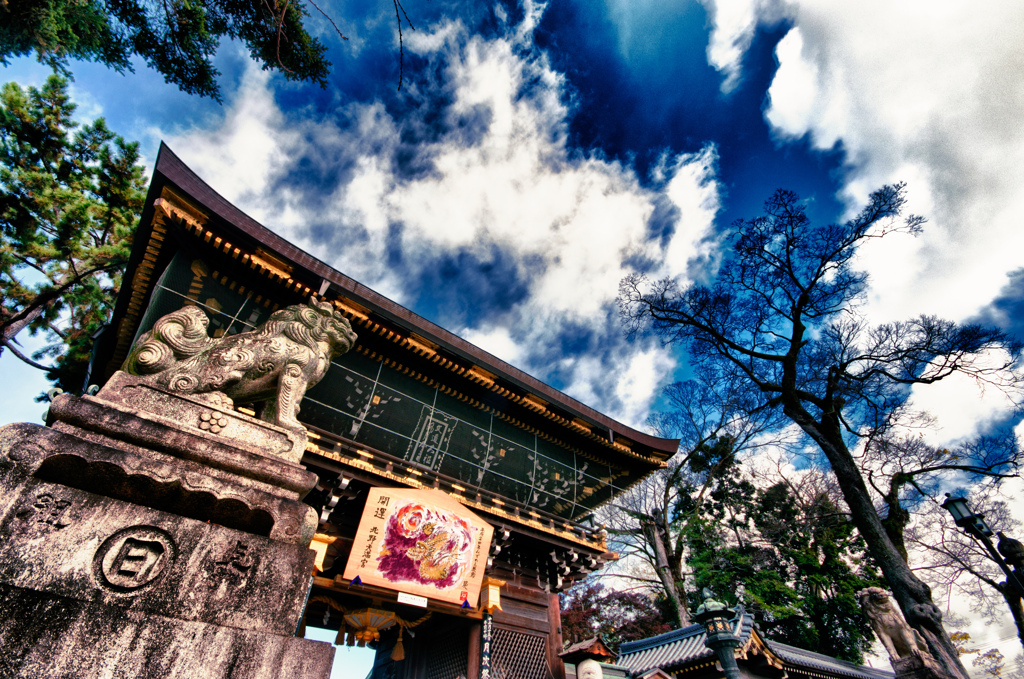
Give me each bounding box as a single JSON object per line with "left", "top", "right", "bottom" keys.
{"left": 343, "top": 488, "right": 494, "bottom": 608}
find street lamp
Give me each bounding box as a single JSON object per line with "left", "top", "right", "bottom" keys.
{"left": 693, "top": 590, "right": 743, "bottom": 679}
{"left": 941, "top": 493, "right": 1024, "bottom": 598}
{"left": 941, "top": 495, "right": 992, "bottom": 536}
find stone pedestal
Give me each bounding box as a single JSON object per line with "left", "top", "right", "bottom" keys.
{"left": 0, "top": 375, "right": 333, "bottom": 679}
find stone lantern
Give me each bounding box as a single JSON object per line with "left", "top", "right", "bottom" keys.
{"left": 693, "top": 590, "right": 743, "bottom": 679}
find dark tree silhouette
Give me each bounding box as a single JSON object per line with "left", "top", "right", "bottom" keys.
{"left": 619, "top": 183, "right": 1021, "bottom": 679}
{"left": 861, "top": 427, "right": 1020, "bottom": 562}
{"left": 559, "top": 580, "right": 672, "bottom": 650}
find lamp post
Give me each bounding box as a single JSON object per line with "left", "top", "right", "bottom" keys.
{"left": 693, "top": 590, "right": 743, "bottom": 679}
{"left": 941, "top": 494, "right": 1024, "bottom": 599}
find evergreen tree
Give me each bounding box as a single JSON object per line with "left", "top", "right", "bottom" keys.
{"left": 684, "top": 470, "right": 881, "bottom": 663}
{"left": 0, "top": 75, "right": 146, "bottom": 393}
{"left": 1, "top": 0, "right": 335, "bottom": 100}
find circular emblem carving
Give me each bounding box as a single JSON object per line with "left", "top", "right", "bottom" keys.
{"left": 199, "top": 410, "right": 229, "bottom": 434}
{"left": 94, "top": 526, "right": 176, "bottom": 592}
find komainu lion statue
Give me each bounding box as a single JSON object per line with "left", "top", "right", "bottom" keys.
{"left": 123, "top": 298, "right": 357, "bottom": 432}
{"left": 857, "top": 587, "right": 930, "bottom": 660}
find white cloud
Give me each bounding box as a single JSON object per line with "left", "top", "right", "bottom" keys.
{"left": 166, "top": 67, "right": 300, "bottom": 218}
{"left": 761, "top": 2, "right": 1024, "bottom": 325}
{"left": 694, "top": 0, "right": 1024, "bottom": 450}
{"left": 661, "top": 145, "right": 722, "bottom": 278}
{"left": 762, "top": 27, "right": 818, "bottom": 135}
{"left": 748, "top": 2, "right": 1024, "bottom": 506}
{"left": 908, "top": 350, "right": 1021, "bottom": 448}
{"left": 164, "top": 18, "right": 720, "bottom": 427}
{"left": 699, "top": 0, "right": 781, "bottom": 93}
{"left": 698, "top": 1, "right": 1024, "bottom": 325}
{"left": 608, "top": 347, "right": 679, "bottom": 426}
{"left": 405, "top": 19, "right": 463, "bottom": 54}
{"left": 458, "top": 325, "right": 524, "bottom": 366}
{"left": 550, "top": 345, "right": 677, "bottom": 429}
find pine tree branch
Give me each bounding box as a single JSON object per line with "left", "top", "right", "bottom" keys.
{"left": 0, "top": 338, "right": 53, "bottom": 372}
{"left": 1, "top": 260, "right": 125, "bottom": 342}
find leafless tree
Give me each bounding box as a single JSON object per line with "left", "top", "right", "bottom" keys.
{"left": 865, "top": 426, "right": 1019, "bottom": 554}
{"left": 619, "top": 183, "right": 1023, "bottom": 679}
{"left": 907, "top": 490, "right": 1024, "bottom": 653}
{"left": 601, "top": 363, "right": 790, "bottom": 627}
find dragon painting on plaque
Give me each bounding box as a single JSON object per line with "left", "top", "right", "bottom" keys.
{"left": 343, "top": 488, "right": 493, "bottom": 608}
{"left": 377, "top": 501, "right": 475, "bottom": 589}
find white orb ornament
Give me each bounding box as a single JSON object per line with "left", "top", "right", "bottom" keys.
{"left": 577, "top": 658, "right": 604, "bottom": 679}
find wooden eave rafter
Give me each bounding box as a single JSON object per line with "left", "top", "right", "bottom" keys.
{"left": 740, "top": 632, "right": 785, "bottom": 670}
{"left": 108, "top": 201, "right": 170, "bottom": 372}
{"left": 677, "top": 660, "right": 718, "bottom": 675}
{"left": 304, "top": 428, "right": 610, "bottom": 552}
{"left": 336, "top": 316, "right": 667, "bottom": 471}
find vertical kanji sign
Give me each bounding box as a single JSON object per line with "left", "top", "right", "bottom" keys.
{"left": 480, "top": 611, "right": 494, "bottom": 678}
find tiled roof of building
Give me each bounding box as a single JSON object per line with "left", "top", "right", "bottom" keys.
{"left": 617, "top": 618, "right": 751, "bottom": 674}
{"left": 617, "top": 613, "right": 893, "bottom": 679}
{"left": 766, "top": 640, "right": 894, "bottom": 679}
{"left": 561, "top": 636, "right": 618, "bottom": 663}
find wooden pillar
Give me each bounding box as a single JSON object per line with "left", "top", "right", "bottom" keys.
{"left": 548, "top": 593, "right": 567, "bottom": 679}
{"left": 468, "top": 619, "right": 482, "bottom": 679}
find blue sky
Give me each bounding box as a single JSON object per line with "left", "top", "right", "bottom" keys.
{"left": 6, "top": 0, "right": 1024, "bottom": 484}
{"left": 9, "top": 0, "right": 1021, "bottom": 432}
{"left": 4, "top": 0, "right": 1024, "bottom": 664}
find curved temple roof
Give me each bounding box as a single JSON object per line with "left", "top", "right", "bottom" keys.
{"left": 96, "top": 144, "right": 679, "bottom": 532}
{"left": 102, "top": 144, "right": 677, "bottom": 459}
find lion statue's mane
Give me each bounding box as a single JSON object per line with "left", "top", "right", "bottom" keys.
{"left": 123, "top": 298, "right": 357, "bottom": 432}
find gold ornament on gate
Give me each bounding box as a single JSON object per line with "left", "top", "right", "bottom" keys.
{"left": 340, "top": 608, "right": 397, "bottom": 646}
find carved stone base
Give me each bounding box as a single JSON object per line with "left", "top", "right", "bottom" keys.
{"left": 0, "top": 387, "right": 331, "bottom": 678}
{"left": 0, "top": 466, "right": 316, "bottom": 632}
{"left": 892, "top": 653, "right": 954, "bottom": 679}
{"left": 0, "top": 584, "right": 333, "bottom": 679}
{"left": 3, "top": 422, "right": 317, "bottom": 545}
{"left": 72, "top": 371, "right": 309, "bottom": 466}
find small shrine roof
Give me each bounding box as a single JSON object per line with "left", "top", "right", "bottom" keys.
{"left": 617, "top": 619, "right": 751, "bottom": 674}
{"left": 560, "top": 636, "right": 618, "bottom": 664}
